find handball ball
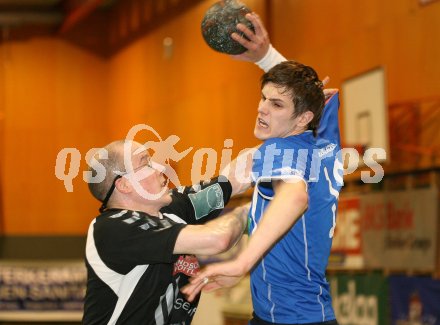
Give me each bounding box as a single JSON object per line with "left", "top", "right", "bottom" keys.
{"left": 201, "top": 0, "right": 254, "bottom": 55}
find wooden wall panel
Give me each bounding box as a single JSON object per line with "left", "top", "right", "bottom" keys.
{"left": 1, "top": 0, "right": 439, "bottom": 234}
{"left": 271, "top": 0, "right": 440, "bottom": 103}
{"left": 0, "top": 39, "right": 108, "bottom": 234}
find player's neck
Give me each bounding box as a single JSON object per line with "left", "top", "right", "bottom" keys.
{"left": 107, "top": 201, "right": 161, "bottom": 217}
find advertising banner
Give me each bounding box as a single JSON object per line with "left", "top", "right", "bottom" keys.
{"left": 389, "top": 275, "right": 440, "bottom": 325}
{"left": 330, "top": 196, "right": 363, "bottom": 268}
{"left": 0, "top": 261, "right": 86, "bottom": 319}
{"left": 328, "top": 272, "right": 389, "bottom": 325}
{"left": 360, "top": 187, "right": 438, "bottom": 270}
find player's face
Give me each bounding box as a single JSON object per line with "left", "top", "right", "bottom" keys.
{"left": 126, "top": 142, "right": 172, "bottom": 205}
{"left": 254, "top": 83, "right": 307, "bottom": 140}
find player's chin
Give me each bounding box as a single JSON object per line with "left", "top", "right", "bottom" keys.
{"left": 254, "top": 127, "right": 271, "bottom": 141}
{"left": 163, "top": 192, "right": 173, "bottom": 204}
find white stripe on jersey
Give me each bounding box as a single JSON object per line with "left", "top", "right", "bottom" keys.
{"left": 317, "top": 285, "right": 325, "bottom": 322}
{"left": 108, "top": 265, "right": 149, "bottom": 324}
{"left": 86, "top": 218, "right": 149, "bottom": 325}
{"left": 302, "top": 215, "right": 311, "bottom": 281}
{"left": 261, "top": 258, "right": 276, "bottom": 323}
{"left": 324, "top": 167, "right": 338, "bottom": 238}
{"left": 86, "top": 219, "right": 123, "bottom": 294}
{"left": 162, "top": 213, "right": 187, "bottom": 224}
{"left": 154, "top": 282, "right": 174, "bottom": 325}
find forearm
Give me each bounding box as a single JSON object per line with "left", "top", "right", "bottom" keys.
{"left": 204, "top": 204, "right": 249, "bottom": 252}
{"left": 221, "top": 147, "right": 259, "bottom": 196}
{"left": 236, "top": 182, "right": 307, "bottom": 271}
{"left": 174, "top": 204, "right": 249, "bottom": 255}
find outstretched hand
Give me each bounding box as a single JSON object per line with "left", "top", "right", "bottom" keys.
{"left": 322, "top": 76, "right": 338, "bottom": 102}
{"left": 181, "top": 259, "right": 248, "bottom": 302}
{"left": 230, "top": 12, "right": 270, "bottom": 62}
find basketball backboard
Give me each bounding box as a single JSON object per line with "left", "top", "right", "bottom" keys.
{"left": 342, "top": 67, "right": 389, "bottom": 165}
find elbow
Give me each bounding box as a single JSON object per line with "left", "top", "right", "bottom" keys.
{"left": 297, "top": 191, "right": 309, "bottom": 212}
{"left": 215, "top": 233, "right": 233, "bottom": 254}
{"left": 209, "top": 231, "right": 234, "bottom": 254}
{"left": 202, "top": 211, "right": 246, "bottom": 254}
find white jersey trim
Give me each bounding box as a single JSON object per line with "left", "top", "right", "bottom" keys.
{"left": 107, "top": 265, "right": 149, "bottom": 325}
{"left": 250, "top": 174, "right": 308, "bottom": 233}
{"left": 86, "top": 219, "right": 123, "bottom": 295}
{"left": 302, "top": 215, "right": 311, "bottom": 281}
{"left": 162, "top": 213, "right": 187, "bottom": 224}
{"left": 86, "top": 218, "right": 149, "bottom": 325}
{"left": 317, "top": 285, "right": 325, "bottom": 322}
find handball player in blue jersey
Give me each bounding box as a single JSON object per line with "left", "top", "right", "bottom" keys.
{"left": 183, "top": 15, "right": 343, "bottom": 325}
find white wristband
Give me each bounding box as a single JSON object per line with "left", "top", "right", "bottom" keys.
{"left": 255, "top": 44, "right": 287, "bottom": 72}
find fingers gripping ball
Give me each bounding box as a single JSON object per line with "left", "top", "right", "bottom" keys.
{"left": 201, "top": 0, "right": 254, "bottom": 55}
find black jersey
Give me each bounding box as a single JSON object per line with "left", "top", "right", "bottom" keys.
{"left": 83, "top": 178, "right": 232, "bottom": 325}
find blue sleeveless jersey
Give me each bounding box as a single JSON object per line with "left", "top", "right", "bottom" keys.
{"left": 249, "top": 93, "right": 343, "bottom": 324}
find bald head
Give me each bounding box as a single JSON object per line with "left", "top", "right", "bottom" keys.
{"left": 87, "top": 140, "right": 130, "bottom": 202}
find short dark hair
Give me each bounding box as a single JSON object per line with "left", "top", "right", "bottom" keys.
{"left": 261, "top": 60, "right": 325, "bottom": 135}
{"left": 87, "top": 140, "right": 127, "bottom": 202}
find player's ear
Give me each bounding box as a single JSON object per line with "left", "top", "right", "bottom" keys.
{"left": 115, "top": 177, "right": 131, "bottom": 194}
{"left": 298, "top": 111, "right": 314, "bottom": 127}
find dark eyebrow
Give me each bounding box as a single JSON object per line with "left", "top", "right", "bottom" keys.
{"left": 261, "top": 90, "right": 285, "bottom": 104}
{"left": 268, "top": 98, "right": 285, "bottom": 105}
